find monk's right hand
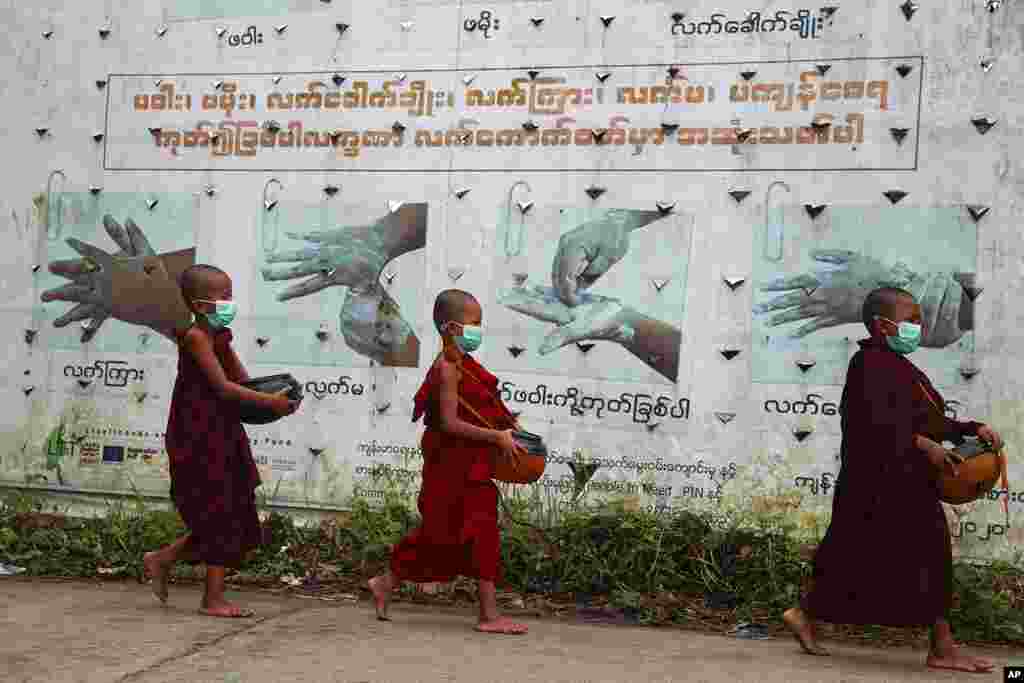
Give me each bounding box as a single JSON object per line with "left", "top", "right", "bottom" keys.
{"left": 497, "top": 429, "right": 523, "bottom": 468}
{"left": 938, "top": 450, "right": 962, "bottom": 479}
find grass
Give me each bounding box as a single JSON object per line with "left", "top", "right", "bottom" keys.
{"left": 1, "top": 485, "right": 1022, "bottom": 649}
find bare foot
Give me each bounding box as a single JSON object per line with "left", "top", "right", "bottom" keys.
{"left": 367, "top": 576, "right": 392, "bottom": 621}
{"left": 475, "top": 616, "right": 528, "bottom": 634}
{"left": 927, "top": 650, "right": 993, "bottom": 673}
{"left": 198, "top": 600, "right": 254, "bottom": 618}
{"left": 783, "top": 608, "right": 829, "bottom": 656}
{"left": 142, "top": 552, "right": 169, "bottom": 605}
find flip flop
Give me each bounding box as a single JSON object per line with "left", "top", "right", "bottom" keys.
{"left": 197, "top": 607, "right": 255, "bottom": 618}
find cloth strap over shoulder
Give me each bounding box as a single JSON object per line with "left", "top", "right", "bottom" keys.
{"left": 452, "top": 358, "right": 503, "bottom": 430}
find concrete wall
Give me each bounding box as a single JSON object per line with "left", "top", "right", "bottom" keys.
{"left": 0, "top": 0, "right": 1022, "bottom": 561}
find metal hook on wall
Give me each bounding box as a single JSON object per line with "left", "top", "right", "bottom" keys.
{"left": 45, "top": 170, "right": 67, "bottom": 241}
{"left": 504, "top": 180, "right": 532, "bottom": 260}
{"left": 763, "top": 181, "right": 791, "bottom": 263}
{"left": 261, "top": 178, "right": 283, "bottom": 256}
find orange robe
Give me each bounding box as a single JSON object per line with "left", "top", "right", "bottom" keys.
{"left": 389, "top": 354, "right": 514, "bottom": 583}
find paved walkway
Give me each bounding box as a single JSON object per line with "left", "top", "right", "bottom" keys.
{"left": 0, "top": 579, "right": 1017, "bottom": 682}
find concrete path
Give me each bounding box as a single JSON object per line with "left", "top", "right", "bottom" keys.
{"left": 0, "top": 579, "right": 1017, "bottom": 682}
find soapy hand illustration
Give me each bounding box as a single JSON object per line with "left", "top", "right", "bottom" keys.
{"left": 339, "top": 287, "right": 419, "bottom": 367}
{"left": 499, "top": 283, "right": 635, "bottom": 352}
{"left": 755, "top": 249, "right": 975, "bottom": 347}
{"left": 500, "top": 209, "right": 681, "bottom": 381}
{"left": 261, "top": 203, "right": 427, "bottom": 366}
{"left": 40, "top": 215, "right": 195, "bottom": 342}
{"left": 551, "top": 209, "right": 663, "bottom": 307}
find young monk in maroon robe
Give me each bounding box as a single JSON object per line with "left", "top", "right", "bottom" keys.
{"left": 783, "top": 287, "right": 1003, "bottom": 674}
{"left": 368, "top": 289, "right": 528, "bottom": 634}
{"left": 143, "top": 265, "right": 300, "bottom": 617}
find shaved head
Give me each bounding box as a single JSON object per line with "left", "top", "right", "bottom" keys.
{"left": 433, "top": 289, "right": 480, "bottom": 334}
{"left": 862, "top": 287, "right": 916, "bottom": 331}
{"left": 179, "top": 264, "right": 229, "bottom": 302}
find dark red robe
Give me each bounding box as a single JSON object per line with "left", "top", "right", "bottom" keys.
{"left": 803, "top": 338, "right": 981, "bottom": 626}
{"left": 165, "top": 328, "right": 263, "bottom": 569}
{"left": 389, "top": 353, "right": 514, "bottom": 584}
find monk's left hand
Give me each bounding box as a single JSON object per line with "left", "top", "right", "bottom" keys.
{"left": 977, "top": 424, "right": 1004, "bottom": 450}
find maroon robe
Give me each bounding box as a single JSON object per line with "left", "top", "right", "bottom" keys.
{"left": 803, "top": 338, "right": 981, "bottom": 626}
{"left": 165, "top": 328, "right": 263, "bottom": 568}
{"left": 389, "top": 353, "right": 514, "bottom": 584}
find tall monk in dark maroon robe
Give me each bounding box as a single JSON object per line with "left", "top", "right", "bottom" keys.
{"left": 368, "top": 289, "right": 528, "bottom": 634}
{"left": 143, "top": 265, "right": 300, "bottom": 618}
{"left": 783, "top": 287, "right": 1002, "bottom": 674}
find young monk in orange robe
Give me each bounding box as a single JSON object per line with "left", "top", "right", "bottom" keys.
{"left": 368, "top": 289, "right": 528, "bottom": 634}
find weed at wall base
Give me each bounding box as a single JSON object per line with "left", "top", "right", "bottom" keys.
{"left": 1, "top": 487, "right": 1022, "bottom": 646}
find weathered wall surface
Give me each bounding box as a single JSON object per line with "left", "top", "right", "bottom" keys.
{"left": 0, "top": 0, "right": 1022, "bottom": 561}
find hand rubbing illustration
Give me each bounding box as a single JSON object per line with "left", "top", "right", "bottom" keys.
{"left": 755, "top": 249, "right": 974, "bottom": 347}
{"left": 40, "top": 215, "right": 194, "bottom": 342}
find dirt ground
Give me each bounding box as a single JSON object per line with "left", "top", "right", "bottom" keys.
{"left": 0, "top": 578, "right": 1018, "bottom": 683}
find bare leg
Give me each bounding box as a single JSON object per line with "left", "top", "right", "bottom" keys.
{"left": 475, "top": 580, "right": 527, "bottom": 634}
{"left": 782, "top": 607, "right": 829, "bottom": 656}
{"left": 197, "top": 566, "right": 253, "bottom": 618}
{"left": 367, "top": 573, "right": 394, "bottom": 621}
{"left": 143, "top": 534, "right": 194, "bottom": 604}
{"left": 926, "top": 619, "right": 993, "bottom": 673}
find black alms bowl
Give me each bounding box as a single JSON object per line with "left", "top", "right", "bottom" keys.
{"left": 239, "top": 374, "right": 303, "bottom": 425}
{"left": 512, "top": 430, "right": 548, "bottom": 458}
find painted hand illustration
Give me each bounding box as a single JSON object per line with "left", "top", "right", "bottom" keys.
{"left": 261, "top": 203, "right": 427, "bottom": 366}
{"left": 499, "top": 282, "right": 681, "bottom": 381}
{"left": 40, "top": 215, "right": 195, "bottom": 342}
{"left": 499, "top": 284, "right": 634, "bottom": 351}
{"left": 551, "top": 210, "right": 664, "bottom": 306}
{"left": 339, "top": 287, "right": 419, "bottom": 367}
{"left": 261, "top": 203, "right": 427, "bottom": 300}
{"left": 755, "top": 249, "right": 975, "bottom": 347}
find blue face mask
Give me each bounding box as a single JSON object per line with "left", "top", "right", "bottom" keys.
{"left": 877, "top": 316, "right": 921, "bottom": 354}
{"left": 448, "top": 322, "right": 482, "bottom": 353}
{"left": 196, "top": 299, "right": 238, "bottom": 329}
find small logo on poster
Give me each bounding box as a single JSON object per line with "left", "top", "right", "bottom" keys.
{"left": 142, "top": 448, "right": 159, "bottom": 464}
{"left": 126, "top": 448, "right": 142, "bottom": 461}
{"left": 1006, "top": 665, "right": 1023, "bottom": 680}
{"left": 102, "top": 445, "right": 125, "bottom": 464}
{"left": 80, "top": 443, "right": 100, "bottom": 465}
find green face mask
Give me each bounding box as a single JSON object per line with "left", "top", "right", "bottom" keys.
{"left": 449, "top": 322, "right": 482, "bottom": 353}
{"left": 877, "top": 316, "right": 921, "bottom": 354}
{"left": 195, "top": 299, "right": 238, "bottom": 329}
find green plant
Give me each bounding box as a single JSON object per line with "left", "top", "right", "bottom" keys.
{"left": 1, "top": 485, "right": 1022, "bottom": 648}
